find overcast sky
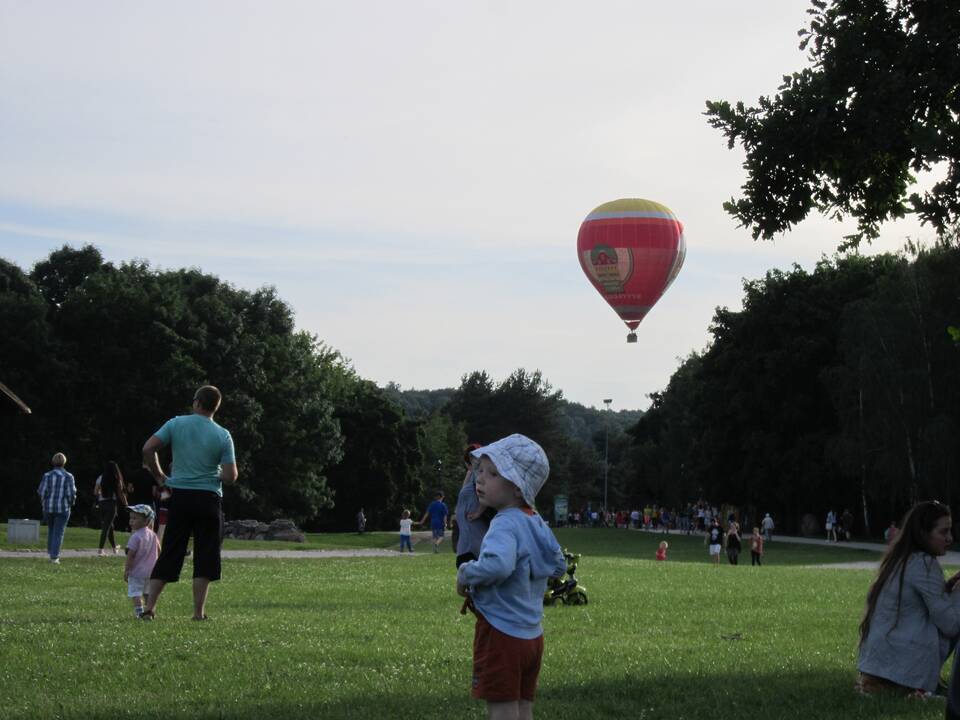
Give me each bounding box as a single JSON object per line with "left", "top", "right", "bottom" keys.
{"left": 0, "top": 1, "right": 941, "bottom": 410}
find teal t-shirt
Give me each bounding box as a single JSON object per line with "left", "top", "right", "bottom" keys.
{"left": 155, "top": 414, "right": 235, "bottom": 496}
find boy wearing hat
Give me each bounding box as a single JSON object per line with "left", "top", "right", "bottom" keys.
{"left": 124, "top": 504, "right": 160, "bottom": 618}
{"left": 456, "top": 434, "right": 566, "bottom": 720}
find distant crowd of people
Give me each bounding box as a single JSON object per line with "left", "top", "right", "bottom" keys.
{"left": 563, "top": 502, "right": 775, "bottom": 540}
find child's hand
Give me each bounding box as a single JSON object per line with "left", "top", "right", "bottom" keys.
{"left": 456, "top": 582, "right": 470, "bottom": 598}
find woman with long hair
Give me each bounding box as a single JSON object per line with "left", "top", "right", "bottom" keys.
{"left": 94, "top": 461, "right": 127, "bottom": 556}
{"left": 857, "top": 500, "right": 960, "bottom": 697}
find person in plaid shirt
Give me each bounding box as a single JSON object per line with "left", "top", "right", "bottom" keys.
{"left": 38, "top": 452, "right": 76, "bottom": 564}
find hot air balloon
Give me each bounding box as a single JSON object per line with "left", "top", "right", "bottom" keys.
{"left": 577, "top": 198, "right": 686, "bottom": 343}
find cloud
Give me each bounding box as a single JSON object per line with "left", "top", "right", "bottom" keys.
{"left": 0, "top": 1, "right": 947, "bottom": 408}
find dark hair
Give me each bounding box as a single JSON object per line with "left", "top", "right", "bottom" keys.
{"left": 464, "top": 443, "right": 482, "bottom": 466}
{"left": 859, "top": 501, "right": 952, "bottom": 646}
{"left": 194, "top": 385, "right": 222, "bottom": 413}
{"left": 100, "top": 461, "right": 128, "bottom": 505}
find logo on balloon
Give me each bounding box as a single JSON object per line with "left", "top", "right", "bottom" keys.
{"left": 585, "top": 244, "right": 633, "bottom": 294}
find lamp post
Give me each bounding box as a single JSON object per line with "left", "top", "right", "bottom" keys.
{"left": 603, "top": 398, "right": 612, "bottom": 512}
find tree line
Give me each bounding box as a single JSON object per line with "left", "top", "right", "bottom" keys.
{"left": 0, "top": 245, "right": 632, "bottom": 530}
{"left": 630, "top": 239, "right": 960, "bottom": 535}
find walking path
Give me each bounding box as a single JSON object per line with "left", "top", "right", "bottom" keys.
{"left": 638, "top": 528, "right": 960, "bottom": 568}
{"left": 4, "top": 531, "right": 958, "bottom": 566}
{"left": 766, "top": 533, "right": 960, "bottom": 568}
{"left": 0, "top": 547, "right": 419, "bottom": 559}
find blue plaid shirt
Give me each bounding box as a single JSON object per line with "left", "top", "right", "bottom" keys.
{"left": 38, "top": 468, "right": 76, "bottom": 514}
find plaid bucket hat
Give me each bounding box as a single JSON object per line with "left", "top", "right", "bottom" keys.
{"left": 470, "top": 434, "right": 549, "bottom": 507}
{"left": 127, "top": 504, "right": 155, "bottom": 521}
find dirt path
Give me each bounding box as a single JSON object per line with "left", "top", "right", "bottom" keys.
{"left": 0, "top": 548, "right": 421, "bottom": 559}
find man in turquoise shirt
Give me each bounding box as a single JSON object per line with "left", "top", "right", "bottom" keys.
{"left": 141, "top": 385, "right": 237, "bottom": 620}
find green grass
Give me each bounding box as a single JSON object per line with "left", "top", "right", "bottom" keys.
{"left": 0, "top": 529, "right": 952, "bottom": 719}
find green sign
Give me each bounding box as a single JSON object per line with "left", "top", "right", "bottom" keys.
{"left": 554, "top": 494, "right": 568, "bottom": 523}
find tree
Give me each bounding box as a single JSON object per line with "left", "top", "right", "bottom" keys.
{"left": 446, "top": 369, "right": 564, "bottom": 451}
{"left": 319, "top": 379, "right": 424, "bottom": 531}
{"left": 29, "top": 244, "right": 105, "bottom": 307}
{"left": 414, "top": 411, "right": 468, "bottom": 506}
{"left": 706, "top": 0, "right": 960, "bottom": 247}
{"left": 628, "top": 243, "right": 960, "bottom": 535}
{"left": 0, "top": 247, "right": 346, "bottom": 525}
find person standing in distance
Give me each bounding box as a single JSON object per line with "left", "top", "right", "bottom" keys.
{"left": 38, "top": 452, "right": 76, "bottom": 564}
{"left": 140, "top": 385, "right": 237, "bottom": 620}
{"left": 420, "top": 491, "right": 449, "bottom": 554}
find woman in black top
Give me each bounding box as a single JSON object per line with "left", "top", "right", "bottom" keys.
{"left": 95, "top": 461, "right": 127, "bottom": 556}
{"left": 726, "top": 521, "right": 742, "bottom": 565}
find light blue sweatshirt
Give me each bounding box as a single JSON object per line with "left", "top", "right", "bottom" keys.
{"left": 457, "top": 507, "right": 567, "bottom": 639}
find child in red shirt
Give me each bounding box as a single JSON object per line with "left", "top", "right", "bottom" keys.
{"left": 656, "top": 540, "right": 668, "bottom": 561}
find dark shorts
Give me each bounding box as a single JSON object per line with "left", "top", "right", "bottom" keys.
{"left": 151, "top": 489, "right": 223, "bottom": 583}
{"left": 472, "top": 612, "right": 544, "bottom": 702}
{"left": 432, "top": 525, "right": 445, "bottom": 539}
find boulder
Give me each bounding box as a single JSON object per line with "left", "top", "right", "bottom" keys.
{"left": 223, "top": 518, "right": 306, "bottom": 543}
{"left": 271, "top": 529, "right": 307, "bottom": 543}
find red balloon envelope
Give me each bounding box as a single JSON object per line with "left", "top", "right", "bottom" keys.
{"left": 577, "top": 198, "right": 686, "bottom": 343}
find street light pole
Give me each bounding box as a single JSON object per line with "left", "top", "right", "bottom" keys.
{"left": 603, "top": 398, "right": 612, "bottom": 513}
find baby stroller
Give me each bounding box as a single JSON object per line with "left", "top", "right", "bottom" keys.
{"left": 543, "top": 549, "right": 588, "bottom": 605}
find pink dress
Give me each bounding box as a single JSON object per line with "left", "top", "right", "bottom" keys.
{"left": 126, "top": 527, "right": 160, "bottom": 578}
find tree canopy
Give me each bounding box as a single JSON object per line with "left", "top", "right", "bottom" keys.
{"left": 706, "top": 0, "right": 960, "bottom": 247}
{"left": 2, "top": 246, "right": 635, "bottom": 529}
{"left": 629, "top": 239, "right": 960, "bottom": 533}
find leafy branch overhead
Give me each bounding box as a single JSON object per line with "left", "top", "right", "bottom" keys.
{"left": 705, "top": 0, "right": 960, "bottom": 248}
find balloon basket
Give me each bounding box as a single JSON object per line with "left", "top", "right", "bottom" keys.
{"left": 626, "top": 332, "right": 637, "bottom": 344}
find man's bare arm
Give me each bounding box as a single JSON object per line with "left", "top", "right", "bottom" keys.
{"left": 219, "top": 463, "right": 238, "bottom": 484}
{"left": 142, "top": 436, "right": 167, "bottom": 484}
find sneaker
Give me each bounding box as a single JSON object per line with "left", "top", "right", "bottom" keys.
{"left": 97, "top": 549, "right": 106, "bottom": 557}
{"left": 113, "top": 546, "right": 121, "bottom": 555}
{"left": 140, "top": 610, "right": 155, "bottom": 621}
{"left": 191, "top": 615, "right": 209, "bottom": 621}
{"left": 50, "top": 558, "right": 60, "bottom": 564}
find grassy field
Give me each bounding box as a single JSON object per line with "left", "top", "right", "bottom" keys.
{"left": 0, "top": 528, "right": 952, "bottom": 719}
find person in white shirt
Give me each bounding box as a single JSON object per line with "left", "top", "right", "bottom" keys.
{"left": 826, "top": 510, "right": 837, "bottom": 542}
{"left": 399, "top": 509, "right": 416, "bottom": 553}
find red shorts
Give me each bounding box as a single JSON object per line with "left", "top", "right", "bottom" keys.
{"left": 157, "top": 507, "right": 168, "bottom": 525}
{"left": 472, "top": 612, "right": 544, "bottom": 702}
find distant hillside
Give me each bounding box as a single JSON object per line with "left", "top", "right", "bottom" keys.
{"left": 382, "top": 382, "right": 643, "bottom": 444}
{"left": 382, "top": 383, "right": 455, "bottom": 419}
{"left": 556, "top": 399, "right": 643, "bottom": 446}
